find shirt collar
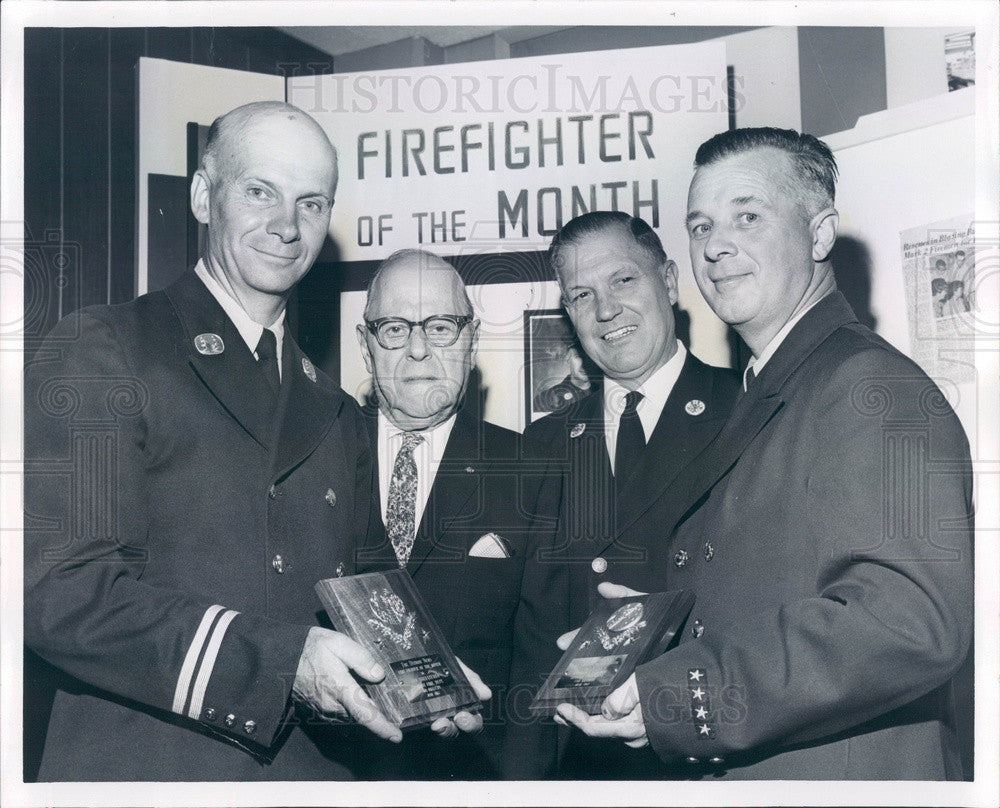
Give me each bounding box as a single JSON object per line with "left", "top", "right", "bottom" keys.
{"left": 603, "top": 340, "right": 687, "bottom": 421}
{"left": 744, "top": 295, "right": 827, "bottom": 390}
{"left": 195, "top": 259, "right": 285, "bottom": 355}
{"left": 378, "top": 408, "right": 458, "bottom": 456}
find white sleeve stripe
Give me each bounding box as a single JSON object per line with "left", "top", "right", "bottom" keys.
{"left": 187, "top": 608, "right": 240, "bottom": 720}
{"left": 172, "top": 604, "right": 226, "bottom": 715}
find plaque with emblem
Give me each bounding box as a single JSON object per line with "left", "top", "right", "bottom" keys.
{"left": 315, "top": 568, "right": 482, "bottom": 730}
{"left": 529, "top": 590, "right": 695, "bottom": 716}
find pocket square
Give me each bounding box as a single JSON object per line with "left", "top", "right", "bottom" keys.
{"left": 469, "top": 532, "right": 512, "bottom": 559}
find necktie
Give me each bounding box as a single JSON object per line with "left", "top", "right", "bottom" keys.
{"left": 614, "top": 390, "right": 645, "bottom": 480}
{"left": 256, "top": 329, "right": 280, "bottom": 396}
{"left": 386, "top": 432, "right": 425, "bottom": 567}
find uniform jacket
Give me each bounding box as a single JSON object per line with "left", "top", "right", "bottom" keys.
{"left": 357, "top": 407, "right": 567, "bottom": 779}
{"left": 635, "top": 292, "right": 974, "bottom": 779}
{"left": 523, "top": 351, "right": 739, "bottom": 778}
{"left": 24, "top": 271, "right": 381, "bottom": 781}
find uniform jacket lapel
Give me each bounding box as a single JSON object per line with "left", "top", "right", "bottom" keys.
{"left": 166, "top": 272, "right": 276, "bottom": 449}
{"left": 669, "top": 293, "right": 860, "bottom": 530}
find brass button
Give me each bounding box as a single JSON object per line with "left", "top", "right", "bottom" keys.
{"left": 268, "top": 484, "right": 277, "bottom": 499}
{"left": 325, "top": 488, "right": 337, "bottom": 507}
{"left": 591, "top": 557, "right": 608, "bottom": 574}
{"left": 686, "top": 756, "right": 700, "bottom": 764}
{"left": 335, "top": 562, "right": 345, "bottom": 577}
{"left": 243, "top": 720, "right": 257, "bottom": 735}
{"left": 674, "top": 549, "right": 689, "bottom": 568}
{"left": 224, "top": 713, "right": 236, "bottom": 727}
{"left": 703, "top": 542, "right": 715, "bottom": 562}
{"left": 203, "top": 708, "right": 216, "bottom": 721}
{"left": 272, "top": 554, "right": 285, "bottom": 574}
{"left": 691, "top": 619, "right": 705, "bottom": 639}
{"left": 709, "top": 756, "right": 725, "bottom": 765}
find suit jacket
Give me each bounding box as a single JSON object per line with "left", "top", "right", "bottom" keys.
{"left": 24, "top": 271, "right": 382, "bottom": 781}
{"left": 357, "top": 407, "right": 567, "bottom": 779}
{"left": 523, "top": 350, "right": 739, "bottom": 778}
{"left": 635, "top": 292, "right": 974, "bottom": 779}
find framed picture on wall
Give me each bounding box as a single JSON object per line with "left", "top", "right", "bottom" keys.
{"left": 523, "top": 308, "right": 595, "bottom": 426}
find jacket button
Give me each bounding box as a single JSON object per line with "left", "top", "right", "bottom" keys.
{"left": 272, "top": 554, "right": 285, "bottom": 574}
{"left": 203, "top": 708, "right": 216, "bottom": 721}
{"left": 224, "top": 713, "right": 236, "bottom": 727}
{"left": 703, "top": 542, "right": 715, "bottom": 562}
{"left": 691, "top": 619, "right": 705, "bottom": 638}
{"left": 686, "top": 756, "right": 700, "bottom": 764}
{"left": 336, "top": 562, "right": 345, "bottom": 577}
{"left": 268, "top": 484, "right": 277, "bottom": 499}
{"left": 591, "top": 557, "right": 608, "bottom": 574}
{"left": 243, "top": 720, "right": 257, "bottom": 735}
{"left": 674, "top": 549, "right": 689, "bottom": 568}
{"left": 709, "top": 756, "right": 725, "bottom": 765}
{"left": 325, "top": 488, "right": 337, "bottom": 507}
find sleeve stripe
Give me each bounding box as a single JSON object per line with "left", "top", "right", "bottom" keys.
{"left": 187, "top": 608, "right": 240, "bottom": 720}
{"left": 172, "top": 604, "right": 225, "bottom": 715}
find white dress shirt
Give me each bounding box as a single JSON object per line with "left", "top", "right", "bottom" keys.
{"left": 602, "top": 341, "right": 687, "bottom": 473}
{"left": 376, "top": 410, "right": 457, "bottom": 529}
{"left": 743, "top": 295, "right": 828, "bottom": 391}
{"left": 195, "top": 260, "right": 285, "bottom": 380}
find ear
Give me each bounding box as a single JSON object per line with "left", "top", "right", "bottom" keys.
{"left": 810, "top": 208, "right": 839, "bottom": 262}
{"left": 356, "top": 324, "right": 374, "bottom": 374}
{"left": 663, "top": 260, "right": 680, "bottom": 306}
{"left": 468, "top": 319, "right": 481, "bottom": 362}
{"left": 190, "top": 169, "right": 211, "bottom": 225}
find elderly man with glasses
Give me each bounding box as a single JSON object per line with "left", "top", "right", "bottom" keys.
{"left": 352, "top": 249, "right": 566, "bottom": 780}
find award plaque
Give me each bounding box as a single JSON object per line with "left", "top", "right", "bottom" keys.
{"left": 315, "top": 568, "right": 482, "bottom": 730}
{"left": 530, "top": 590, "right": 695, "bottom": 716}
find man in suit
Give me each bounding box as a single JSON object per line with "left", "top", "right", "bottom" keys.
{"left": 555, "top": 127, "right": 974, "bottom": 780}
{"left": 23, "top": 101, "right": 481, "bottom": 781}
{"left": 523, "top": 211, "right": 739, "bottom": 776}
{"left": 353, "top": 249, "right": 566, "bottom": 779}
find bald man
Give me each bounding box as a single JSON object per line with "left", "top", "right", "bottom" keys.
{"left": 24, "top": 102, "right": 477, "bottom": 781}
{"left": 353, "top": 250, "right": 567, "bottom": 779}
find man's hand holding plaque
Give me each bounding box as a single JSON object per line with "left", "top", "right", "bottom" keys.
{"left": 315, "top": 569, "right": 489, "bottom": 733}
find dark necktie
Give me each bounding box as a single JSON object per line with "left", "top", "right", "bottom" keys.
{"left": 386, "top": 432, "right": 425, "bottom": 567}
{"left": 614, "top": 390, "right": 645, "bottom": 480}
{"left": 255, "top": 329, "right": 280, "bottom": 396}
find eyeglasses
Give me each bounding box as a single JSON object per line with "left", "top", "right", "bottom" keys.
{"left": 365, "top": 315, "right": 474, "bottom": 350}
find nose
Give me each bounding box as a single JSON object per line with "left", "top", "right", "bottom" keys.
{"left": 267, "top": 202, "right": 300, "bottom": 243}
{"left": 406, "top": 325, "right": 430, "bottom": 361}
{"left": 703, "top": 225, "right": 735, "bottom": 263}
{"left": 594, "top": 290, "right": 623, "bottom": 322}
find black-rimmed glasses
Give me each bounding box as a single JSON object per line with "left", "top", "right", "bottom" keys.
{"left": 365, "top": 315, "right": 474, "bottom": 350}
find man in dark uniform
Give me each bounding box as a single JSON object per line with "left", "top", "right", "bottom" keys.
{"left": 354, "top": 250, "right": 566, "bottom": 779}
{"left": 523, "top": 211, "right": 739, "bottom": 777}
{"left": 556, "top": 128, "right": 973, "bottom": 780}
{"left": 23, "top": 101, "right": 481, "bottom": 781}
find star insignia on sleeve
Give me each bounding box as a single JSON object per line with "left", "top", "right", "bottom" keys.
{"left": 694, "top": 706, "right": 708, "bottom": 719}
{"left": 698, "top": 723, "right": 712, "bottom": 736}
{"left": 688, "top": 669, "right": 704, "bottom": 681}
{"left": 691, "top": 686, "right": 705, "bottom": 701}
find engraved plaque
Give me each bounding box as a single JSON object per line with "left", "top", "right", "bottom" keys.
{"left": 530, "top": 590, "right": 694, "bottom": 716}
{"left": 315, "top": 568, "right": 482, "bottom": 730}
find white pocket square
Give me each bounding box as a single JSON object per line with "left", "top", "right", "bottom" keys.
{"left": 468, "top": 532, "right": 512, "bottom": 559}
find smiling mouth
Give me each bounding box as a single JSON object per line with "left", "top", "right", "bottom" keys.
{"left": 711, "top": 273, "right": 750, "bottom": 288}
{"left": 602, "top": 325, "right": 637, "bottom": 342}
{"left": 252, "top": 247, "right": 300, "bottom": 262}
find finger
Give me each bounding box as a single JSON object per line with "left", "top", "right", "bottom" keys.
{"left": 555, "top": 704, "right": 644, "bottom": 740}
{"left": 456, "top": 657, "right": 492, "bottom": 702}
{"left": 556, "top": 627, "right": 580, "bottom": 651}
{"left": 430, "top": 717, "right": 458, "bottom": 739}
{"left": 625, "top": 737, "right": 650, "bottom": 749}
{"left": 338, "top": 683, "right": 402, "bottom": 743}
{"left": 597, "top": 581, "right": 646, "bottom": 599}
{"left": 328, "top": 632, "right": 387, "bottom": 682}
{"left": 452, "top": 710, "right": 483, "bottom": 734}
{"left": 553, "top": 712, "right": 568, "bottom": 727}
{"left": 602, "top": 674, "right": 639, "bottom": 719}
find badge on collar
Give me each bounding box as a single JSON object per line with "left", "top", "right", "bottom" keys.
{"left": 685, "top": 399, "right": 706, "bottom": 416}
{"left": 193, "top": 333, "right": 224, "bottom": 355}
{"left": 302, "top": 356, "right": 317, "bottom": 382}
{"left": 570, "top": 423, "right": 586, "bottom": 439}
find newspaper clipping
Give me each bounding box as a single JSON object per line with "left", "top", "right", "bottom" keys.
{"left": 900, "top": 215, "right": 977, "bottom": 383}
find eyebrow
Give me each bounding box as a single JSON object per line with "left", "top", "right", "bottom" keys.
{"left": 731, "top": 195, "right": 767, "bottom": 207}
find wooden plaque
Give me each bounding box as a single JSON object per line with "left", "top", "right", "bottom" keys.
{"left": 315, "top": 568, "right": 482, "bottom": 730}
{"left": 529, "top": 590, "right": 694, "bottom": 716}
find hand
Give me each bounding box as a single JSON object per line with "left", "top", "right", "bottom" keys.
{"left": 556, "top": 582, "right": 648, "bottom": 650}
{"left": 553, "top": 674, "right": 649, "bottom": 748}
{"left": 429, "top": 657, "right": 492, "bottom": 739}
{"left": 292, "top": 626, "right": 402, "bottom": 743}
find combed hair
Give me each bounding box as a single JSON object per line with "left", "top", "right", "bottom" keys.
{"left": 363, "top": 249, "right": 473, "bottom": 319}
{"left": 547, "top": 211, "right": 666, "bottom": 279}
{"left": 694, "top": 127, "right": 838, "bottom": 212}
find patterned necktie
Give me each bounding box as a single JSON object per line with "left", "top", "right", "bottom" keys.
{"left": 386, "top": 432, "right": 425, "bottom": 567}
{"left": 614, "top": 390, "right": 645, "bottom": 480}
{"left": 255, "top": 329, "right": 280, "bottom": 396}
